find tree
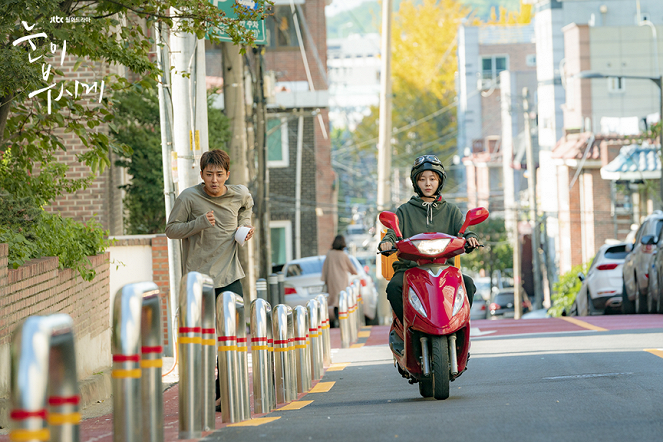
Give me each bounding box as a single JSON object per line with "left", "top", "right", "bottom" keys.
{"left": 350, "top": 0, "right": 469, "bottom": 190}
{"left": 461, "top": 218, "right": 513, "bottom": 284}
{"left": 0, "top": 0, "right": 269, "bottom": 207}
{"left": 113, "top": 86, "right": 230, "bottom": 234}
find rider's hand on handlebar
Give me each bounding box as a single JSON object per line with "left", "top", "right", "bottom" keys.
{"left": 466, "top": 237, "right": 479, "bottom": 248}
{"left": 380, "top": 242, "right": 394, "bottom": 251}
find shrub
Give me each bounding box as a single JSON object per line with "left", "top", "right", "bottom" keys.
{"left": 548, "top": 259, "right": 593, "bottom": 317}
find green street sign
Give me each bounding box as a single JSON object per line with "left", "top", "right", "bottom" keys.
{"left": 209, "top": 0, "right": 267, "bottom": 45}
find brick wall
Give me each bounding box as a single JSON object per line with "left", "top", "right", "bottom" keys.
{"left": 151, "top": 235, "right": 171, "bottom": 347}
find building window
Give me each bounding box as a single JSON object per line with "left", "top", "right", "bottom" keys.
{"left": 481, "top": 55, "right": 508, "bottom": 80}
{"left": 607, "top": 77, "right": 625, "bottom": 93}
{"left": 270, "top": 220, "right": 292, "bottom": 266}
{"left": 266, "top": 6, "right": 301, "bottom": 49}
{"left": 526, "top": 54, "right": 536, "bottom": 67}
{"left": 267, "top": 117, "right": 289, "bottom": 168}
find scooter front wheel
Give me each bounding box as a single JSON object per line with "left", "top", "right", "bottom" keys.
{"left": 430, "top": 336, "right": 450, "bottom": 400}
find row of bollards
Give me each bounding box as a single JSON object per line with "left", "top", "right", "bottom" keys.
{"left": 339, "top": 280, "right": 364, "bottom": 348}
{"left": 8, "top": 272, "right": 333, "bottom": 442}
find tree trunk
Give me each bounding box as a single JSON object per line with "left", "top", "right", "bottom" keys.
{"left": 0, "top": 93, "right": 14, "bottom": 145}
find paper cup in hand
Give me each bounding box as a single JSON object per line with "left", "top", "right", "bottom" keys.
{"left": 235, "top": 226, "right": 251, "bottom": 247}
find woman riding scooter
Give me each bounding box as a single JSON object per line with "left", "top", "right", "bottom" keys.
{"left": 378, "top": 154, "right": 480, "bottom": 326}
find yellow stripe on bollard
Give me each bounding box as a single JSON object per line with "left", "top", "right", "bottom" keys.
{"left": 218, "top": 345, "right": 238, "bottom": 352}
{"left": 112, "top": 368, "right": 141, "bottom": 378}
{"left": 140, "top": 359, "right": 163, "bottom": 369}
{"left": 237, "top": 347, "right": 248, "bottom": 352}
{"left": 274, "top": 347, "right": 289, "bottom": 352}
{"left": 295, "top": 345, "right": 306, "bottom": 349}
{"left": 48, "top": 412, "right": 81, "bottom": 425}
{"left": 201, "top": 339, "right": 215, "bottom": 346}
{"left": 252, "top": 345, "right": 270, "bottom": 351}
{"left": 179, "top": 336, "right": 202, "bottom": 344}
{"left": 9, "top": 429, "right": 50, "bottom": 442}
{"left": 339, "top": 314, "right": 348, "bottom": 319}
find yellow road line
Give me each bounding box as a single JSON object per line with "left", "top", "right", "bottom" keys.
{"left": 309, "top": 381, "right": 335, "bottom": 393}
{"left": 327, "top": 363, "right": 350, "bottom": 372}
{"left": 350, "top": 343, "right": 365, "bottom": 349}
{"left": 277, "top": 400, "right": 313, "bottom": 411}
{"left": 559, "top": 316, "right": 608, "bottom": 332}
{"left": 645, "top": 349, "right": 663, "bottom": 358}
{"left": 358, "top": 331, "right": 371, "bottom": 338}
{"left": 228, "top": 417, "right": 281, "bottom": 427}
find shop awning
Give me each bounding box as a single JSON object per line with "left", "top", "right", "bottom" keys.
{"left": 600, "top": 143, "right": 661, "bottom": 181}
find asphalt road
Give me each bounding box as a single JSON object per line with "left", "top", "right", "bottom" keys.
{"left": 204, "top": 319, "right": 663, "bottom": 442}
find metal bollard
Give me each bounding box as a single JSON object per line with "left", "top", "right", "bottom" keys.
{"left": 178, "top": 275, "right": 204, "bottom": 439}
{"left": 306, "top": 299, "right": 323, "bottom": 380}
{"left": 286, "top": 306, "right": 298, "bottom": 401}
{"left": 348, "top": 286, "right": 358, "bottom": 344}
{"left": 235, "top": 296, "right": 250, "bottom": 421}
{"left": 112, "top": 282, "right": 161, "bottom": 442}
{"left": 256, "top": 278, "right": 268, "bottom": 300}
{"left": 272, "top": 304, "right": 294, "bottom": 404}
{"left": 250, "top": 298, "right": 274, "bottom": 414}
{"left": 277, "top": 271, "right": 286, "bottom": 305}
{"left": 339, "top": 290, "right": 350, "bottom": 348}
{"left": 315, "top": 295, "right": 332, "bottom": 366}
{"left": 140, "top": 289, "right": 164, "bottom": 442}
{"left": 268, "top": 273, "right": 279, "bottom": 308}
{"left": 199, "top": 276, "right": 216, "bottom": 431}
{"left": 10, "top": 314, "right": 80, "bottom": 442}
{"left": 355, "top": 280, "right": 366, "bottom": 328}
{"left": 293, "top": 306, "right": 311, "bottom": 393}
{"left": 216, "top": 291, "right": 241, "bottom": 423}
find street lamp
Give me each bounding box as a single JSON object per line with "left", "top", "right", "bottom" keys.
{"left": 575, "top": 70, "right": 663, "bottom": 209}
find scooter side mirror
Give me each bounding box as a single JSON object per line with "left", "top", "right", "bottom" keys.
{"left": 379, "top": 211, "right": 403, "bottom": 239}
{"left": 459, "top": 207, "right": 489, "bottom": 235}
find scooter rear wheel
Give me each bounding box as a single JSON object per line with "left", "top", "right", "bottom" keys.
{"left": 431, "top": 336, "right": 450, "bottom": 400}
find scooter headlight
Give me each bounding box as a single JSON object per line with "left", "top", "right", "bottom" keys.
{"left": 408, "top": 288, "right": 428, "bottom": 318}
{"left": 452, "top": 285, "right": 466, "bottom": 316}
{"left": 413, "top": 239, "right": 451, "bottom": 256}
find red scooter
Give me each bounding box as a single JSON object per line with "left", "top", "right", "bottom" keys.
{"left": 379, "top": 207, "right": 489, "bottom": 400}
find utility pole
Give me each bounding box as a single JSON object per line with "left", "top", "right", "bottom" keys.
{"left": 253, "top": 48, "right": 271, "bottom": 280}
{"left": 523, "top": 87, "right": 543, "bottom": 310}
{"left": 223, "top": 42, "right": 256, "bottom": 301}
{"left": 375, "top": 0, "right": 393, "bottom": 325}
{"left": 513, "top": 205, "right": 522, "bottom": 320}
{"left": 155, "top": 21, "right": 181, "bottom": 358}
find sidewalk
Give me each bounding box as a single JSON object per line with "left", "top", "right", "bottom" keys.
{"left": 0, "top": 326, "right": 365, "bottom": 442}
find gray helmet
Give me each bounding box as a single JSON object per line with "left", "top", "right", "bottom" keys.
{"left": 410, "top": 155, "right": 447, "bottom": 197}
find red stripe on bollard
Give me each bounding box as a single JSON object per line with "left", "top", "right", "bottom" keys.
{"left": 308, "top": 328, "right": 317, "bottom": 333}
{"left": 273, "top": 339, "right": 289, "bottom": 345}
{"left": 113, "top": 354, "right": 140, "bottom": 362}
{"left": 294, "top": 337, "right": 307, "bottom": 341}
{"left": 251, "top": 337, "right": 268, "bottom": 342}
{"left": 48, "top": 395, "right": 80, "bottom": 406}
{"left": 141, "top": 346, "right": 163, "bottom": 354}
{"left": 202, "top": 328, "right": 215, "bottom": 334}
{"left": 179, "top": 327, "right": 201, "bottom": 333}
{"left": 10, "top": 410, "right": 47, "bottom": 420}
{"left": 217, "top": 335, "right": 237, "bottom": 341}
{"left": 237, "top": 337, "right": 247, "bottom": 343}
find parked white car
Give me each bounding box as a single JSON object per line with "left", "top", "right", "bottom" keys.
{"left": 574, "top": 242, "right": 629, "bottom": 315}
{"left": 470, "top": 277, "right": 491, "bottom": 320}
{"left": 282, "top": 254, "right": 378, "bottom": 324}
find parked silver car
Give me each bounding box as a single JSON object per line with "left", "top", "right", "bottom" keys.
{"left": 574, "top": 242, "right": 628, "bottom": 315}
{"left": 622, "top": 211, "right": 663, "bottom": 314}
{"left": 282, "top": 254, "right": 378, "bottom": 323}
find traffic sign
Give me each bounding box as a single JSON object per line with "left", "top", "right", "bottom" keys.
{"left": 209, "top": 0, "right": 267, "bottom": 45}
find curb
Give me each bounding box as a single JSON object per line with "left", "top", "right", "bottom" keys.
{"left": 0, "top": 368, "right": 112, "bottom": 431}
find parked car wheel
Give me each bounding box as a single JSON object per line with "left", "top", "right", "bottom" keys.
{"left": 365, "top": 314, "right": 379, "bottom": 326}
{"left": 586, "top": 291, "right": 597, "bottom": 315}
{"left": 622, "top": 280, "right": 635, "bottom": 314}
{"left": 647, "top": 279, "right": 657, "bottom": 314}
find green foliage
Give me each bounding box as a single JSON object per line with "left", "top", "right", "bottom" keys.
{"left": 461, "top": 218, "right": 513, "bottom": 276}
{"left": 0, "top": 192, "right": 109, "bottom": 280}
{"left": 548, "top": 260, "right": 593, "bottom": 317}
{"left": 112, "top": 86, "right": 231, "bottom": 234}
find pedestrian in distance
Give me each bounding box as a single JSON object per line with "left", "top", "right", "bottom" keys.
{"left": 321, "top": 235, "right": 358, "bottom": 327}
{"left": 378, "top": 154, "right": 479, "bottom": 324}
{"left": 165, "top": 148, "right": 254, "bottom": 411}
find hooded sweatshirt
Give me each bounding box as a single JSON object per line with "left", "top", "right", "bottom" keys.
{"left": 378, "top": 195, "right": 478, "bottom": 274}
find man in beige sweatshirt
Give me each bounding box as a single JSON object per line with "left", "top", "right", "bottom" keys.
{"left": 165, "top": 149, "right": 254, "bottom": 298}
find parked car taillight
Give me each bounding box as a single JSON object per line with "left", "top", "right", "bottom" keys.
{"left": 489, "top": 302, "right": 500, "bottom": 311}
{"left": 643, "top": 244, "right": 655, "bottom": 253}
{"left": 360, "top": 279, "right": 367, "bottom": 287}
{"left": 480, "top": 304, "right": 486, "bottom": 311}
{"left": 284, "top": 287, "right": 297, "bottom": 295}
{"left": 596, "top": 263, "right": 619, "bottom": 270}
